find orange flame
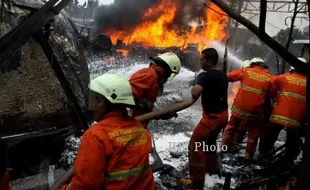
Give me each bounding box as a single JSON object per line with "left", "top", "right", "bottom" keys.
{"left": 228, "top": 83, "right": 240, "bottom": 104}
{"left": 105, "top": 1, "right": 228, "bottom": 51}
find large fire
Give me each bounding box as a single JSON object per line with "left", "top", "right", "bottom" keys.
{"left": 228, "top": 83, "right": 240, "bottom": 104}
{"left": 104, "top": 1, "right": 228, "bottom": 51}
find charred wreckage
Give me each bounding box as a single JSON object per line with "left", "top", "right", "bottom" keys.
{"left": 0, "top": 0, "right": 309, "bottom": 189}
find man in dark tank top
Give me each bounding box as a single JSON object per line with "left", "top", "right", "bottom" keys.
{"left": 180, "top": 48, "right": 229, "bottom": 189}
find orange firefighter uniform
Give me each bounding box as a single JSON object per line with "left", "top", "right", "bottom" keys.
{"left": 259, "top": 71, "right": 306, "bottom": 163}
{"left": 222, "top": 65, "right": 276, "bottom": 162}
{"left": 61, "top": 111, "right": 155, "bottom": 190}
{"left": 0, "top": 169, "right": 11, "bottom": 190}
{"left": 129, "top": 64, "right": 165, "bottom": 128}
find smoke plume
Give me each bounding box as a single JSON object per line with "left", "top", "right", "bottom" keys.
{"left": 94, "top": 0, "right": 206, "bottom": 34}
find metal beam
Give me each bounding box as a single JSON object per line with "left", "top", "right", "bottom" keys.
{"left": 0, "top": 0, "right": 72, "bottom": 72}
{"left": 242, "top": 0, "right": 308, "bottom": 14}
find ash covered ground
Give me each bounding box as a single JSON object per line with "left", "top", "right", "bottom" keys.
{"left": 59, "top": 54, "right": 300, "bottom": 189}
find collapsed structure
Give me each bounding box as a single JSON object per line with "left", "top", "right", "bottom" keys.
{"left": 0, "top": 0, "right": 90, "bottom": 182}
{"left": 0, "top": 0, "right": 89, "bottom": 136}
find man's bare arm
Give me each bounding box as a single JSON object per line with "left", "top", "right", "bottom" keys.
{"left": 191, "top": 84, "right": 204, "bottom": 101}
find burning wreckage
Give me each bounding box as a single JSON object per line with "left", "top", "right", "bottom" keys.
{"left": 78, "top": 0, "right": 229, "bottom": 72}
{"left": 0, "top": 0, "right": 307, "bottom": 189}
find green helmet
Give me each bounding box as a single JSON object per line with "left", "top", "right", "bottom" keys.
{"left": 150, "top": 52, "right": 182, "bottom": 80}
{"left": 89, "top": 74, "right": 135, "bottom": 106}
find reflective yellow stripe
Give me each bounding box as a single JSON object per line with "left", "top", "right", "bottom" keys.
{"left": 232, "top": 106, "right": 260, "bottom": 117}
{"left": 270, "top": 114, "right": 300, "bottom": 127}
{"left": 281, "top": 91, "right": 306, "bottom": 101}
{"left": 105, "top": 164, "right": 150, "bottom": 181}
{"left": 247, "top": 138, "right": 257, "bottom": 143}
{"left": 66, "top": 183, "right": 71, "bottom": 190}
{"left": 241, "top": 85, "right": 265, "bottom": 95}
{"left": 222, "top": 134, "right": 233, "bottom": 139}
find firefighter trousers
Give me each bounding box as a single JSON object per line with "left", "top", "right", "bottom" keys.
{"left": 259, "top": 123, "right": 302, "bottom": 164}
{"left": 222, "top": 116, "right": 262, "bottom": 163}
{"left": 222, "top": 115, "right": 248, "bottom": 148}
{"left": 188, "top": 111, "right": 228, "bottom": 188}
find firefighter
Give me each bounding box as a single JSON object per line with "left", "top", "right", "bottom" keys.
{"left": 233, "top": 60, "right": 273, "bottom": 147}
{"left": 0, "top": 140, "right": 10, "bottom": 190}
{"left": 259, "top": 57, "right": 307, "bottom": 164}
{"left": 180, "top": 48, "right": 229, "bottom": 189}
{"left": 61, "top": 74, "right": 155, "bottom": 190}
{"left": 230, "top": 60, "right": 252, "bottom": 148}
{"left": 222, "top": 57, "right": 276, "bottom": 165}
{"left": 241, "top": 60, "right": 251, "bottom": 69}
{"left": 129, "top": 52, "right": 182, "bottom": 128}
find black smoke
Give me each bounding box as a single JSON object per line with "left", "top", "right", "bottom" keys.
{"left": 94, "top": 0, "right": 206, "bottom": 34}
{"left": 94, "top": 0, "right": 161, "bottom": 32}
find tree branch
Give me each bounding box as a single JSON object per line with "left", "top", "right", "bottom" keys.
{"left": 281, "top": 0, "right": 299, "bottom": 73}
{"left": 208, "top": 0, "right": 309, "bottom": 74}
{"left": 259, "top": 0, "right": 267, "bottom": 34}
{"left": 275, "top": 54, "right": 280, "bottom": 75}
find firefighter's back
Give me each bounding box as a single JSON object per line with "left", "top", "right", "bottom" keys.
{"left": 271, "top": 72, "right": 306, "bottom": 127}
{"left": 75, "top": 112, "right": 155, "bottom": 190}
{"left": 99, "top": 114, "right": 154, "bottom": 190}
{"left": 232, "top": 66, "right": 273, "bottom": 120}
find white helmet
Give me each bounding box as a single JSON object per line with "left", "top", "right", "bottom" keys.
{"left": 88, "top": 74, "right": 135, "bottom": 108}
{"left": 290, "top": 57, "right": 307, "bottom": 71}
{"left": 150, "top": 52, "right": 182, "bottom": 80}
{"left": 241, "top": 60, "right": 251, "bottom": 68}
{"left": 250, "top": 57, "right": 269, "bottom": 68}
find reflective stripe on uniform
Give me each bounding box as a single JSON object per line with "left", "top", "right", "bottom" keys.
{"left": 247, "top": 138, "right": 257, "bottom": 144}
{"left": 66, "top": 183, "right": 71, "bottom": 190}
{"left": 222, "top": 134, "right": 233, "bottom": 140}
{"left": 281, "top": 91, "right": 306, "bottom": 101}
{"left": 232, "top": 106, "right": 260, "bottom": 117}
{"left": 105, "top": 164, "right": 150, "bottom": 181}
{"left": 270, "top": 114, "right": 300, "bottom": 127}
{"left": 241, "top": 85, "right": 265, "bottom": 96}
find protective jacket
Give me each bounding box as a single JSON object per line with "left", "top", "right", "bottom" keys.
{"left": 270, "top": 71, "right": 306, "bottom": 128}
{"left": 129, "top": 64, "right": 164, "bottom": 127}
{"left": 62, "top": 111, "right": 155, "bottom": 190}
{"left": 227, "top": 65, "right": 276, "bottom": 121}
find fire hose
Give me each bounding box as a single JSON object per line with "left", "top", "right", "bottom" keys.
{"left": 50, "top": 99, "right": 195, "bottom": 190}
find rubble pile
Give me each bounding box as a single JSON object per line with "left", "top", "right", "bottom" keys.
{"left": 0, "top": 0, "right": 89, "bottom": 136}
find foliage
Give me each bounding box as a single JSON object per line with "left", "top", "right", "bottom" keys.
{"left": 274, "top": 27, "right": 308, "bottom": 56}
{"left": 64, "top": 0, "right": 98, "bottom": 19}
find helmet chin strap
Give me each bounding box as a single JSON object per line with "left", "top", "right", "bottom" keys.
{"left": 158, "top": 77, "right": 164, "bottom": 96}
